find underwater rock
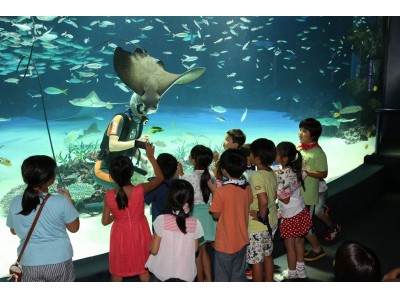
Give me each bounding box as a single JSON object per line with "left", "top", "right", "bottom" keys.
{"left": 318, "top": 117, "right": 357, "bottom": 128}
{"left": 339, "top": 105, "right": 363, "bottom": 115}
{"left": 62, "top": 173, "right": 79, "bottom": 186}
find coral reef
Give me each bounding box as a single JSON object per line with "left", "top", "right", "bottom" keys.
{"left": 67, "top": 182, "right": 95, "bottom": 202}
{"left": 0, "top": 141, "right": 143, "bottom": 217}
{"left": 0, "top": 181, "right": 59, "bottom": 217}
{"left": 338, "top": 125, "right": 371, "bottom": 144}
{"left": 0, "top": 184, "right": 26, "bottom": 216}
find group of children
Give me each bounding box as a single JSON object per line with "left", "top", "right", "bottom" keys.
{"left": 5, "top": 116, "right": 395, "bottom": 283}
{"left": 7, "top": 117, "right": 399, "bottom": 282}
{"left": 99, "top": 117, "right": 343, "bottom": 282}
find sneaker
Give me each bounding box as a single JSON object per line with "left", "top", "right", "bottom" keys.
{"left": 273, "top": 270, "right": 297, "bottom": 282}
{"left": 304, "top": 249, "right": 326, "bottom": 261}
{"left": 245, "top": 269, "right": 252, "bottom": 280}
{"left": 323, "top": 225, "right": 342, "bottom": 241}
{"left": 296, "top": 267, "right": 307, "bottom": 279}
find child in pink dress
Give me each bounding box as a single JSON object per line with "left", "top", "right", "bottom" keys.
{"left": 145, "top": 179, "right": 204, "bottom": 282}
{"left": 101, "top": 142, "right": 164, "bottom": 282}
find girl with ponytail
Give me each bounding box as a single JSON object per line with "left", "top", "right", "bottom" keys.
{"left": 6, "top": 155, "right": 79, "bottom": 282}
{"left": 102, "top": 142, "right": 164, "bottom": 282}
{"left": 146, "top": 179, "right": 204, "bottom": 282}
{"left": 181, "top": 145, "right": 216, "bottom": 282}
{"left": 273, "top": 141, "right": 313, "bottom": 281}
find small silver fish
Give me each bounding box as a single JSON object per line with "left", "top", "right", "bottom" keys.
{"left": 241, "top": 108, "right": 248, "bottom": 123}
{"left": 211, "top": 105, "right": 227, "bottom": 113}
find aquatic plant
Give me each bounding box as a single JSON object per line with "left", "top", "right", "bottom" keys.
{"left": 68, "top": 140, "right": 99, "bottom": 162}
{"left": 56, "top": 151, "right": 71, "bottom": 165}
{"left": 173, "top": 140, "right": 191, "bottom": 162}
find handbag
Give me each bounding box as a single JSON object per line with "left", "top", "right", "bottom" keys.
{"left": 8, "top": 193, "right": 51, "bottom": 282}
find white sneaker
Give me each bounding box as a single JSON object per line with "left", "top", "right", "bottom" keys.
{"left": 296, "top": 267, "right": 307, "bottom": 279}
{"left": 273, "top": 270, "right": 297, "bottom": 282}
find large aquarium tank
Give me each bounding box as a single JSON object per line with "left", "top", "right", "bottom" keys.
{"left": 0, "top": 16, "right": 385, "bottom": 276}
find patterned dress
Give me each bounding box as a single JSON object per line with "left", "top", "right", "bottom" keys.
{"left": 106, "top": 184, "right": 152, "bottom": 277}
{"left": 277, "top": 168, "right": 312, "bottom": 238}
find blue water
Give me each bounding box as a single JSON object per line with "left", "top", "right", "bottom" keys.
{"left": 0, "top": 16, "right": 382, "bottom": 271}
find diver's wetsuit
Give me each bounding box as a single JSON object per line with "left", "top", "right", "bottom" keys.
{"left": 93, "top": 110, "right": 146, "bottom": 189}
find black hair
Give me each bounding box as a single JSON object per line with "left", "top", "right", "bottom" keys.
{"left": 227, "top": 129, "right": 246, "bottom": 148}
{"left": 166, "top": 179, "right": 194, "bottom": 234}
{"left": 157, "top": 153, "right": 178, "bottom": 179}
{"left": 109, "top": 155, "right": 134, "bottom": 210}
{"left": 276, "top": 141, "right": 305, "bottom": 190}
{"left": 219, "top": 148, "right": 247, "bottom": 178}
{"left": 250, "top": 138, "right": 276, "bottom": 167}
{"left": 190, "top": 145, "right": 213, "bottom": 203}
{"left": 334, "top": 240, "right": 381, "bottom": 282}
{"left": 299, "top": 118, "right": 322, "bottom": 142}
{"left": 239, "top": 143, "right": 251, "bottom": 158}
{"left": 19, "top": 155, "right": 56, "bottom": 216}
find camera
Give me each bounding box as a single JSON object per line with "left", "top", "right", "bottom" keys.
{"left": 135, "top": 140, "right": 146, "bottom": 149}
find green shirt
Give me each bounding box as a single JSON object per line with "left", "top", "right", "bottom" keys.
{"left": 248, "top": 170, "right": 278, "bottom": 233}
{"left": 299, "top": 146, "right": 328, "bottom": 206}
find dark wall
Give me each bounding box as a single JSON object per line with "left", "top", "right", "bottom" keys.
{"left": 384, "top": 17, "right": 400, "bottom": 109}
{"left": 381, "top": 16, "right": 400, "bottom": 140}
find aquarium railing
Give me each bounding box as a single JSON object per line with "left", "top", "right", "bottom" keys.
{"left": 375, "top": 108, "right": 400, "bottom": 156}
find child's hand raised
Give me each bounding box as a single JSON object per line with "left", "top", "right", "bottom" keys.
{"left": 145, "top": 142, "right": 155, "bottom": 159}
{"left": 213, "top": 151, "right": 219, "bottom": 163}
{"left": 177, "top": 161, "right": 184, "bottom": 177}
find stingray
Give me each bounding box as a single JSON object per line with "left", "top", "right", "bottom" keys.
{"left": 113, "top": 46, "right": 206, "bottom": 111}
{"left": 83, "top": 122, "right": 101, "bottom": 136}
{"left": 50, "top": 108, "right": 98, "bottom": 122}
{"left": 69, "top": 91, "right": 127, "bottom": 109}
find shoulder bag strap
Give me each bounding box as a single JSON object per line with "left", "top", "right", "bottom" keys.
{"left": 16, "top": 193, "right": 51, "bottom": 262}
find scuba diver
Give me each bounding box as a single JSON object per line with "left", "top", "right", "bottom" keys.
{"left": 93, "top": 46, "right": 206, "bottom": 190}
{"left": 93, "top": 92, "right": 154, "bottom": 189}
